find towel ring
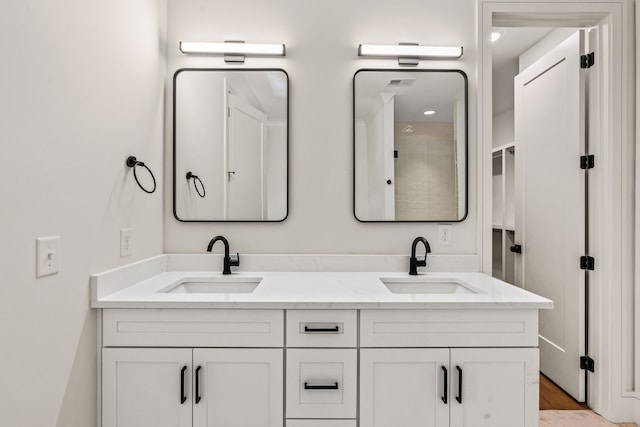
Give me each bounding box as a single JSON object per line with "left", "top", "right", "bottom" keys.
{"left": 186, "top": 171, "right": 206, "bottom": 198}
{"left": 126, "top": 156, "right": 156, "bottom": 194}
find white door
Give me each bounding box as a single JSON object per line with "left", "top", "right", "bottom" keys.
{"left": 193, "top": 348, "right": 283, "bottom": 427}
{"left": 102, "top": 348, "right": 193, "bottom": 427}
{"left": 226, "top": 92, "right": 268, "bottom": 220}
{"left": 449, "top": 348, "right": 539, "bottom": 427}
{"left": 360, "top": 348, "right": 450, "bottom": 427}
{"left": 514, "top": 31, "right": 586, "bottom": 400}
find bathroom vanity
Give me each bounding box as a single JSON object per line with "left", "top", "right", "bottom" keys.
{"left": 91, "top": 254, "right": 551, "bottom": 427}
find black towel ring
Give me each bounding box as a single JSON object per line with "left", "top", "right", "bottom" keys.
{"left": 126, "top": 156, "right": 156, "bottom": 194}
{"left": 186, "top": 171, "right": 206, "bottom": 198}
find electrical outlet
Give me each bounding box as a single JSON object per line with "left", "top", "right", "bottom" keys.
{"left": 120, "top": 228, "right": 133, "bottom": 257}
{"left": 438, "top": 224, "right": 452, "bottom": 246}
{"left": 36, "top": 236, "right": 60, "bottom": 277}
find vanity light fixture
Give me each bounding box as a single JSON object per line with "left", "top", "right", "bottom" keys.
{"left": 179, "top": 41, "right": 286, "bottom": 63}
{"left": 358, "top": 43, "right": 463, "bottom": 65}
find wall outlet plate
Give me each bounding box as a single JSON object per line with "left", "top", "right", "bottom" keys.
{"left": 120, "top": 228, "right": 132, "bottom": 257}
{"left": 438, "top": 224, "right": 452, "bottom": 246}
{"left": 36, "top": 236, "right": 60, "bottom": 277}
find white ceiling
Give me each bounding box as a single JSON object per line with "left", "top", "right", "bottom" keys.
{"left": 354, "top": 70, "right": 465, "bottom": 124}
{"left": 492, "top": 27, "right": 555, "bottom": 67}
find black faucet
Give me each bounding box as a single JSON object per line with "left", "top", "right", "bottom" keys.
{"left": 409, "top": 237, "right": 431, "bottom": 275}
{"left": 206, "top": 235, "right": 240, "bottom": 274}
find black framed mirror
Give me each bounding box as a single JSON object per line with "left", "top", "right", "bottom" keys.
{"left": 353, "top": 69, "right": 468, "bottom": 222}
{"left": 173, "top": 68, "right": 289, "bottom": 222}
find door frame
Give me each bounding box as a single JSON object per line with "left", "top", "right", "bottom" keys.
{"left": 478, "top": 0, "right": 635, "bottom": 421}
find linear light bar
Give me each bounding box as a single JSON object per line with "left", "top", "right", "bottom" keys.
{"left": 180, "top": 41, "right": 285, "bottom": 56}
{"left": 358, "top": 44, "right": 463, "bottom": 60}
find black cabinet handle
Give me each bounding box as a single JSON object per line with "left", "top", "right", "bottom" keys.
{"left": 510, "top": 244, "right": 522, "bottom": 254}
{"left": 195, "top": 366, "right": 202, "bottom": 404}
{"left": 455, "top": 366, "right": 463, "bottom": 404}
{"left": 304, "top": 382, "right": 339, "bottom": 390}
{"left": 441, "top": 366, "right": 448, "bottom": 404}
{"left": 180, "top": 366, "right": 187, "bottom": 404}
{"left": 304, "top": 326, "right": 340, "bottom": 333}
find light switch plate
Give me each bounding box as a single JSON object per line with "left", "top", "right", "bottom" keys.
{"left": 120, "top": 228, "right": 132, "bottom": 257}
{"left": 438, "top": 224, "right": 452, "bottom": 246}
{"left": 36, "top": 236, "right": 60, "bottom": 277}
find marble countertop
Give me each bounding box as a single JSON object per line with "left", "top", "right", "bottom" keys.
{"left": 90, "top": 255, "right": 552, "bottom": 310}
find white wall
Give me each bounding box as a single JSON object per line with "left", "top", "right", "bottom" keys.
{"left": 164, "top": 0, "right": 477, "bottom": 255}
{"left": 174, "top": 71, "right": 225, "bottom": 220}
{"left": 493, "top": 108, "right": 515, "bottom": 148}
{"left": 0, "top": 1, "right": 166, "bottom": 426}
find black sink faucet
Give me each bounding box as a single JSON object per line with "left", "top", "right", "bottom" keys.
{"left": 206, "top": 235, "right": 240, "bottom": 275}
{"left": 409, "top": 237, "right": 431, "bottom": 275}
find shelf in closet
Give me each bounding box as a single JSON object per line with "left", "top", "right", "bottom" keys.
{"left": 492, "top": 142, "right": 517, "bottom": 285}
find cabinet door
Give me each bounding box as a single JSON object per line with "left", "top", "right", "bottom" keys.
{"left": 360, "top": 348, "right": 450, "bottom": 427}
{"left": 450, "top": 348, "right": 538, "bottom": 427}
{"left": 193, "top": 348, "right": 283, "bottom": 427}
{"left": 102, "top": 348, "right": 192, "bottom": 427}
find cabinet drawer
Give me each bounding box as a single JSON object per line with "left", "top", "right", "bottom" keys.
{"left": 286, "top": 349, "right": 357, "bottom": 419}
{"left": 287, "top": 421, "right": 356, "bottom": 427}
{"left": 103, "top": 309, "right": 283, "bottom": 347}
{"left": 286, "top": 310, "right": 357, "bottom": 347}
{"left": 360, "top": 309, "right": 538, "bottom": 347}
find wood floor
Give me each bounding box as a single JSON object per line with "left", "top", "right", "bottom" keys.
{"left": 540, "top": 374, "right": 638, "bottom": 426}
{"left": 539, "top": 373, "right": 588, "bottom": 410}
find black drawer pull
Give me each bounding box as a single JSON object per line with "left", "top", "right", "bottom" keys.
{"left": 456, "top": 366, "right": 463, "bottom": 404}
{"left": 304, "top": 326, "right": 340, "bottom": 333}
{"left": 304, "top": 382, "right": 339, "bottom": 390}
{"left": 180, "top": 366, "right": 187, "bottom": 404}
{"left": 195, "top": 366, "right": 202, "bottom": 404}
{"left": 441, "top": 366, "right": 448, "bottom": 404}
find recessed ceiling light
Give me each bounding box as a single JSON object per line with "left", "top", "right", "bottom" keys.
{"left": 491, "top": 31, "right": 502, "bottom": 43}
{"left": 423, "top": 110, "right": 436, "bottom": 116}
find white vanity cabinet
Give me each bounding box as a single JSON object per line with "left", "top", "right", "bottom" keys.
{"left": 100, "top": 309, "right": 284, "bottom": 427}
{"left": 99, "top": 307, "right": 541, "bottom": 427}
{"left": 359, "top": 310, "right": 539, "bottom": 427}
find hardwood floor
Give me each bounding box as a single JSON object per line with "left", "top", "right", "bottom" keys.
{"left": 539, "top": 373, "right": 588, "bottom": 410}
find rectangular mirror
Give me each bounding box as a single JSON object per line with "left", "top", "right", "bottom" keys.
{"left": 174, "top": 69, "right": 288, "bottom": 221}
{"left": 354, "top": 69, "right": 468, "bottom": 222}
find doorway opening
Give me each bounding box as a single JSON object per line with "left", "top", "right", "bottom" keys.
{"left": 479, "top": 1, "right": 634, "bottom": 422}
{"left": 491, "top": 26, "right": 594, "bottom": 404}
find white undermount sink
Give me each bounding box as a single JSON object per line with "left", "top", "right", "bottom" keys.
{"left": 159, "top": 276, "right": 262, "bottom": 294}
{"left": 380, "top": 277, "right": 482, "bottom": 294}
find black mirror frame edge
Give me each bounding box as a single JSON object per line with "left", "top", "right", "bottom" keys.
{"left": 352, "top": 68, "right": 469, "bottom": 223}
{"left": 172, "top": 68, "right": 290, "bottom": 223}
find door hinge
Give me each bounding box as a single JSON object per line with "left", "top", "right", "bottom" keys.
{"left": 580, "top": 256, "right": 595, "bottom": 271}
{"left": 580, "top": 52, "right": 595, "bottom": 69}
{"left": 580, "top": 155, "right": 595, "bottom": 169}
{"left": 580, "top": 356, "right": 595, "bottom": 372}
